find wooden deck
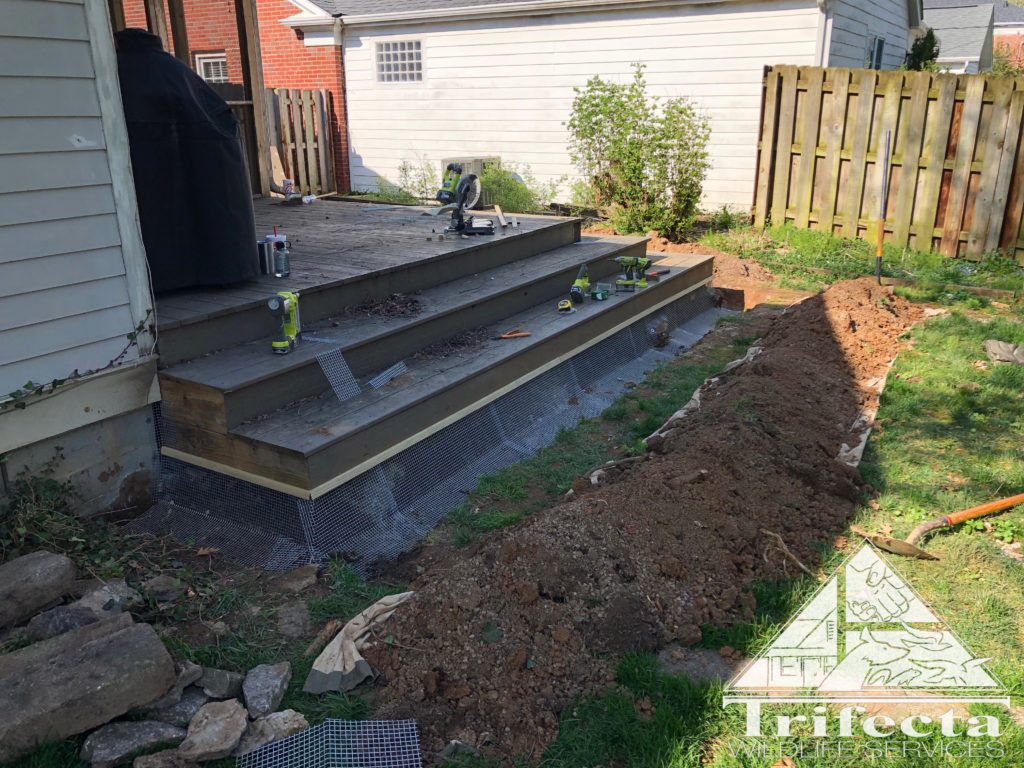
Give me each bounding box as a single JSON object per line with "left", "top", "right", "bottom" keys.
{"left": 155, "top": 199, "right": 573, "bottom": 331}
{"left": 153, "top": 199, "right": 580, "bottom": 364}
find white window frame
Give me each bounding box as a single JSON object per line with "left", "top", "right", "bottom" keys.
{"left": 195, "top": 52, "right": 229, "bottom": 84}
{"left": 375, "top": 40, "right": 423, "bottom": 83}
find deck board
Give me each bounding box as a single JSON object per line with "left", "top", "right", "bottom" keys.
{"left": 155, "top": 199, "right": 571, "bottom": 332}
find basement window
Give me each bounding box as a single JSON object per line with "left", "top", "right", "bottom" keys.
{"left": 376, "top": 40, "right": 423, "bottom": 82}
{"left": 195, "top": 53, "right": 229, "bottom": 84}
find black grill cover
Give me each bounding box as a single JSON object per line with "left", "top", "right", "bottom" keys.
{"left": 115, "top": 29, "right": 258, "bottom": 293}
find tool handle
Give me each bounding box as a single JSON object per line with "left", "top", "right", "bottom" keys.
{"left": 944, "top": 492, "right": 1024, "bottom": 526}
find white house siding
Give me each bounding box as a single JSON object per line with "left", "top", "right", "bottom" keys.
{"left": 827, "top": 0, "right": 910, "bottom": 69}
{"left": 0, "top": 0, "right": 149, "bottom": 400}
{"left": 342, "top": 1, "right": 825, "bottom": 211}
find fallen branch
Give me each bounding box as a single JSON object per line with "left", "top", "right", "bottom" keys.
{"left": 304, "top": 618, "right": 342, "bottom": 658}
{"left": 760, "top": 529, "right": 814, "bottom": 577}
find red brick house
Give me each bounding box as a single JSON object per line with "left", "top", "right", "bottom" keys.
{"left": 121, "top": 0, "right": 350, "bottom": 189}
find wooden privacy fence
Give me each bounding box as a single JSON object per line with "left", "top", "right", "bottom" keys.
{"left": 754, "top": 65, "right": 1024, "bottom": 262}
{"left": 267, "top": 88, "right": 335, "bottom": 196}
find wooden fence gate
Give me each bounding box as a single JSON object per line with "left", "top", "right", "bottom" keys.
{"left": 267, "top": 88, "right": 335, "bottom": 196}
{"left": 754, "top": 65, "right": 1024, "bottom": 262}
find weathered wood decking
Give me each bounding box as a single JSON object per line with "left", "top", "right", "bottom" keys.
{"left": 153, "top": 199, "right": 580, "bottom": 363}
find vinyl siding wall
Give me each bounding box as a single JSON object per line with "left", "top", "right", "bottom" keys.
{"left": 342, "top": 1, "right": 824, "bottom": 210}
{"left": 1, "top": 0, "right": 147, "bottom": 399}
{"left": 827, "top": 0, "right": 910, "bottom": 69}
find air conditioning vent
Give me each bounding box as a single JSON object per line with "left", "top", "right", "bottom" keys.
{"left": 442, "top": 156, "right": 500, "bottom": 209}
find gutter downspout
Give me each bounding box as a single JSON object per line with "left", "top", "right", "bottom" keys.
{"left": 815, "top": 0, "right": 832, "bottom": 66}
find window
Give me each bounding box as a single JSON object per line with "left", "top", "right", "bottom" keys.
{"left": 867, "top": 37, "right": 885, "bottom": 69}
{"left": 376, "top": 40, "right": 422, "bottom": 82}
{"left": 195, "top": 53, "right": 229, "bottom": 84}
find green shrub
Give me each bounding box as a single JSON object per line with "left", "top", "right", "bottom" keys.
{"left": 396, "top": 158, "right": 437, "bottom": 202}
{"left": 479, "top": 161, "right": 559, "bottom": 213}
{"left": 567, "top": 64, "right": 711, "bottom": 238}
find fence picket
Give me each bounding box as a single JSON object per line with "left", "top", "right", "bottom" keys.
{"left": 841, "top": 70, "right": 877, "bottom": 238}
{"left": 817, "top": 68, "right": 850, "bottom": 234}
{"left": 770, "top": 66, "right": 798, "bottom": 225}
{"left": 941, "top": 77, "right": 985, "bottom": 256}
{"left": 754, "top": 68, "right": 781, "bottom": 227}
{"left": 755, "top": 65, "right": 1024, "bottom": 262}
{"left": 892, "top": 72, "right": 929, "bottom": 245}
{"left": 794, "top": 68, "right": 824, "bottom": 228}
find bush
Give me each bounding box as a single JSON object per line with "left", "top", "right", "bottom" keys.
{"left": 904, "top": 29, "right": 939, "bottom": 71}
{"left": 567, "top": 64, "right": 711, "bottom": 238}
{"left": 479, "top": 162, "right": 559, "bottom": 213}
{"left": 397, "top": 157, "right": 438, "bottom": 202}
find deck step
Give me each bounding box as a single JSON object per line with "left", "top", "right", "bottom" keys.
{"left": 155, "top": 213, "right": 581, "bottom": 364}
{"left": 159, "top": 251, "right": 714, "bottom": 497}
{"left": 159, "top": 235, "right": 646, "bottom": 431}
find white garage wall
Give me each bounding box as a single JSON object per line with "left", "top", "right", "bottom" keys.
{"left": 342, "top": 0, "right": 824, "bottom": 211}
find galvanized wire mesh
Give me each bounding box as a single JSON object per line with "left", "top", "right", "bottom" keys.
{"left": 235, "top": 719, "right": 421, "bottom": 768}
{"left": 132, "top": 289, "right": 723, "bottom": 572}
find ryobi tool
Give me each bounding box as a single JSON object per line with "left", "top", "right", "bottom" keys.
{"left": 432, "top": 171, "right": 494, "bottom": 236}
{"left": 613, "top": 255, "right": 652, "bottom": 292}
{"left": 569, "top": 265, "right": 590, "bottom": 304}
{"left": 268, "top": 291, "right": 301, "bottom": 354}
{"left": 436, "top": 163, "right": 481, "bottom": 209}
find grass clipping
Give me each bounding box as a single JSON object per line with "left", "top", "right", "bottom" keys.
{"left": 364, "top": 278, "right": 923, "bottom": 762}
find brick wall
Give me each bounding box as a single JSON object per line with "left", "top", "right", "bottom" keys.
{"left": 995, "top": 33, "right": 1024, "bottom": 67}
{"left": 256, "top": 0, "right": 350, "bottom": 190}
{"left": 121, "top": 0, "right": 350, "bottom": 190}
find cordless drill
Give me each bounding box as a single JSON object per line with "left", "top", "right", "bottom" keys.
{"left": 613, "top": 255, "right": 652, "bottom": 292}
{"left": 268, "top": 291, "right": 301, "bottom": 354}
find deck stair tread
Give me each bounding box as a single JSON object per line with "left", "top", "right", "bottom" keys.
{"left": 232, "top": 251, "right": 713, "bottom": 459}
{"left": 160, "top": 234, "right": 641, "bottom": 391}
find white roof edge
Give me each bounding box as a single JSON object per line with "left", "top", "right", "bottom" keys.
{"left": 336, "top": 0, "right": 759, "bottom": 26}
{"left": 282, "top": 0, "right": 334, "bottom": 28}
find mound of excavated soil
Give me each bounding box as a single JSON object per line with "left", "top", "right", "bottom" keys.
{"left": 365, "top": 279, "right": 923, "bottom": 762}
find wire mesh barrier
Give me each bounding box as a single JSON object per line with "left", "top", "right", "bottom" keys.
{"left": 131, "top": 289, "right": 723, "bottom": 572}
{"left": 235, "top": 719, "right": 422, "bottom": 768}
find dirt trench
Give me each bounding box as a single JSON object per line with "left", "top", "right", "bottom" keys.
{"left": 364, "top": 278, "right": 923, "bottom": 762}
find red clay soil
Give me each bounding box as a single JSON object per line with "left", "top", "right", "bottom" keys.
{"left": 365, "top": 278, "right": 923, "bottom": 763}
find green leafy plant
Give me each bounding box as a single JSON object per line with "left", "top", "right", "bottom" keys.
{"left": 567, "top": 64, "right": 711, "bottom": 238}
{"left": 479, "top": 161, "right": 560, "bottom": 213}
{"left": 0, "top": 448, "right": 81, "bottom": 562}
{"left": 903, "top": 29, "right": 940, "bottom": 71}
{"left": 993, "top": 47, "right": 1024, "bottom": 77}
{"left": 397, "top": 158, "right": 438, "bottom": 202}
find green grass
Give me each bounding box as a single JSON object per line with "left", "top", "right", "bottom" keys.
{"left": 442, "top": 316, "right": 766, "bottom": 546}
{"left": 703, "top": 224, "right": 1024, "bottom": 295}
{"left": 532, "top": 307, "right": 1024, "bottom": 767}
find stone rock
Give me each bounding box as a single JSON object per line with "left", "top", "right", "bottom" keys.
{"left": 243, "top": 662, "right": 292, "bottom": 718}
{"left": 199, "top": 667, "right": 244, "bottom": 700}
{"left": 0, "top": 550, "right": 75, "bottom": 629}
{"left": 133, "top": 749, "right": 197, "bottom": 768}
{"left": 141, "top": 575, "right": 185, "bottom": 604}
{"left": 80, "top": 721, "right": 186, "bottom": 768}
{"left": 26, "top": 605, "right": 98, "bottom": 641}
{"left": 147, "top": 687, "right": 209, "bottom": 727}
{"left": 232, "top": 710, "right": 309, "bottom": 757}
{"left": 276, "top": 601, "right": 311, "bottom": 639}
{"left": 176, "top": 699, "right": 248, "bottom": 762}
{"left": 137, "top": 661, "right": 204, "bottom": 712}
{"left": 270, "top": 564, "right": 318, "bottom": 593}
{"left": 74, "top": 578, "right": 143, "bottom": 618}
{"left": 0, "top": 615, "right": 176, "bottom": 763}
